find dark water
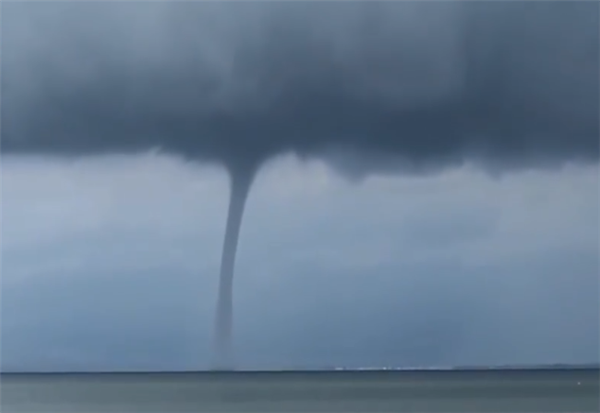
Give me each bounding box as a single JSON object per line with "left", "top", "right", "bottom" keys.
{"left": 1, "top": 369, "right": 598, "bottom": 412}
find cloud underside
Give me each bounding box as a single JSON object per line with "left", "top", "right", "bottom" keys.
{"left": 2, "top": 1, "right": 598, "bottom": 175}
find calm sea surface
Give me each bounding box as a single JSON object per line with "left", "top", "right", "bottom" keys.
{"left": 1, "top": 369, "right": 598, "bottom": 412}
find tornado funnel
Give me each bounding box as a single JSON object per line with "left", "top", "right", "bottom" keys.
{"left": 211, "top": 163, "right": 257, "bottom": 370}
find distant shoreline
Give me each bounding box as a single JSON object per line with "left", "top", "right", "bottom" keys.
{"left": 2, "top": 364, "right": 598, "bottom": 376}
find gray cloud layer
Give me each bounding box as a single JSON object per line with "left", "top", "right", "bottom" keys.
{"left": 2, "top": 1, "right": 598, "bottom": 173}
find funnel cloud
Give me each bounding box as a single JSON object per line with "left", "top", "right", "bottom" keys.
{"left": 213, "top": 162, "right": 258, "bottom": 370}
{"left": 1, "top": 1, "right": 598, "bottom": 368}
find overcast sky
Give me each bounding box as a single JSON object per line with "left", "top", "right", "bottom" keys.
{"left": 2, "top": 154, "right": 598, "bottom": 371}
{"left": 1, "top": 1, "right": 598, "bottom": 372}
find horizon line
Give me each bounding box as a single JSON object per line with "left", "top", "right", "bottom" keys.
{"left": 2, "top": 363, "right": 599, "bottom": 375}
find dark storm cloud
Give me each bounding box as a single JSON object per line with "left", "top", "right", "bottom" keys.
{"left": 2, "top": 1, "right": 598, "bottom": 172}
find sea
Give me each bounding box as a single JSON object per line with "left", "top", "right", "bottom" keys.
{"left": 1, "top": 368, "right": 598, "bottom": 412}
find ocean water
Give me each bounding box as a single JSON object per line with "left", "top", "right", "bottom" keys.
{"left": 1, "top": 369, "right": 598, "bottom": 412}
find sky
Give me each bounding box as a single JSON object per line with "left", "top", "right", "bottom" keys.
{"left": 2, "top": 154, "right": 598, "bottom": 371}
{"left": 1, "top": 1, "right": 599, "bottom": 371}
